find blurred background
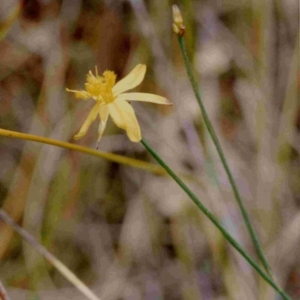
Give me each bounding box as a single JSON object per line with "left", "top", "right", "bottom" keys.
{"left": 0, "top": 0, "right": 299, "bottom": 299}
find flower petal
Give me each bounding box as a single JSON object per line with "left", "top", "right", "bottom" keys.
{"left": 74, "top": 103, "right": 101, "bottom": 140}
{"left": 108, "top": 99, "right": 141, "bottom": 142}
{"left": 66, "top": 88, "right": 90, "bottom": 100}
{"left": 117, "top": 93, "right": 172, "bottom": 105}
{"left": 112, "top": 64, "right": 146, "bottom": 96}
{"left": 97, "top": 104, "right": 109, "bottom": 142}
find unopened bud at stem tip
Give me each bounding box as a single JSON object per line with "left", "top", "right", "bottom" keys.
{"left": 172, "top": 5, "right": 185, "bottom": 36}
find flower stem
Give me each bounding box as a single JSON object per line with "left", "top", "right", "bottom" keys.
{"left": 177, "top": 35, "right": 272, "bottom": 277}
{"left": 141, "top": 138, "right": 290, "bottom": 300}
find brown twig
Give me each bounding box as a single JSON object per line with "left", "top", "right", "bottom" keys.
{"left": 0, "top": 209, "right": 101, "bottom": 300}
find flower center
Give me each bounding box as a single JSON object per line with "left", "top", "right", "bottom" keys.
{"left": 85, "top": 69, "right": 116, "bottom": 104}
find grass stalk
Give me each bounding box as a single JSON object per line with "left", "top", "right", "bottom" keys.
{"left": 0, "top": 209, "right": 101, "bottom": 300}
{"left": 0, "top": 128, "right": 165, "bottom": 175}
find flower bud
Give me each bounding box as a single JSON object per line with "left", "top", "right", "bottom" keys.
{"left": 172, "top": 5, "right": 185, "bottom": 36}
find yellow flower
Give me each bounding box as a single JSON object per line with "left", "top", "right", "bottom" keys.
{"left": 66, "top": 64, "right": 172, "bottom": 143}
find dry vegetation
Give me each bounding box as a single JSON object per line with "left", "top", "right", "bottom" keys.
{"left": 0, "top": 0, "right": 299, "bottom": 299}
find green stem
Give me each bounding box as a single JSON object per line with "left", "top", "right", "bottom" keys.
{"left": 141, "top": 138, "right": 290, "bottom": 300}
{"left": 177, "top": 35, "right": 272, "bottom": 277}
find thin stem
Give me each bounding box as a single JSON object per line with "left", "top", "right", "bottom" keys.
{"left": 177, "top": 35, "right": 272, "bottom": 276}
{"left": 141, "top": 138, "right": 290, "bottom": 300}
{"left": 0, "top": 128, "right": 165, "bottom": 175}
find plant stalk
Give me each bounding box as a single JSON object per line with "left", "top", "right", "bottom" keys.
{"left": 177, "top": 35, "right": 272, "bottom": 277}
{"left": 141, "top": 138, "right": 290, "bottom": 300}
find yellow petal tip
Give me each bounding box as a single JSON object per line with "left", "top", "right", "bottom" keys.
{"left": 165, "top": 98, "right": 173, "bottom": 105}
{"left": 137, "top": 64, "right": 147, "bottom": 75}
